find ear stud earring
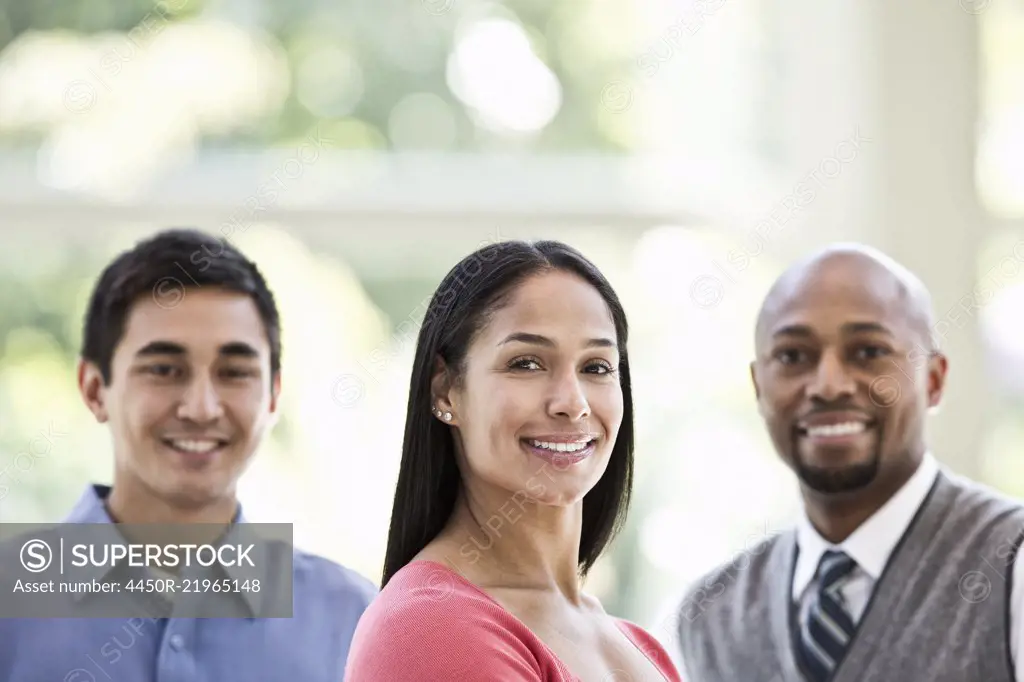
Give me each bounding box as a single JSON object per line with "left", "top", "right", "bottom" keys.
{"left": 432, "top": 407, "right": 452, "bottom": 422}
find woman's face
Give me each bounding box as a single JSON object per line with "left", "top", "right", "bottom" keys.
{"left": 445, "top": 270, "right": 624, "bottom": 508}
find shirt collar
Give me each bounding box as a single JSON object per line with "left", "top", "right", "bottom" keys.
{"left": 792, "top": 452, "right": 940, "bottom": 599}
{"left": 63, "top": 484, "right": 261, "bottom": 617}
{"left": 64, "top": 484, "right": 248, "bottom": 524}
{"left": 64, "top": 484, "right": 117, "bottom": 523}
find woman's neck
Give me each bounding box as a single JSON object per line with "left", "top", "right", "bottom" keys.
{"left": 436, "top": 489, "right": 586, "bottom": 605}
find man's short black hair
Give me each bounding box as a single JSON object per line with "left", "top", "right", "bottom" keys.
{"left": 81, "top": 228, "right": 281, "bottom": 384}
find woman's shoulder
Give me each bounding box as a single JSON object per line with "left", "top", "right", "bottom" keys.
{"left": 345, "top": 561, "right": 553, "bottom": 681}
{"left": 361, "top": 559, "right": 508, "bottom": 624}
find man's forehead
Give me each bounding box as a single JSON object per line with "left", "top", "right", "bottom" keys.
{"left": 773, "top": 276, "right": 900, "bottom": 318}
{"left": 120, "top": 291, "right": 269, "bottom": 354}
{"left": 756, "top": 247, "right": 935, "bottom": 346}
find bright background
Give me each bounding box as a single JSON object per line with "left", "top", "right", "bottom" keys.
{"left": 1, "top": 0, "right": 1023, "bottom": 646}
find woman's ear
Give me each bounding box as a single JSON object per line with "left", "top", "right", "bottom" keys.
{"left": 430, "top": 356, "right": 459, "bottom": 425}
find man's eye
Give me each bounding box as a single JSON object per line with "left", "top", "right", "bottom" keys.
{"left": 856, "top": 345, "right": 890, "bottom": 361}
{"left": 775, "top": 349, "right": 806, "bottom": 365}
{"left": 222, "top": 368, "right": 258, "bottom": 379}
{"left": 145, "top": 364, "right": 179, "bottom": 377}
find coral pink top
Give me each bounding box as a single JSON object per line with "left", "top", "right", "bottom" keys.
{"left": 345, "top": 560, "right": 681, "bottom": 681}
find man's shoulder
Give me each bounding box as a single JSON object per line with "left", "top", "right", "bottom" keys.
{"left": 292, "top": 548, "right": 378, "bottom": 608}
{"left": 943, "top": 470, "right": 1024, "bottom": 514}
{"left": 682, "top": 528, "right": 791, "bottom": 596}
{"left": 675, "top": 527, "right": 792, "bottom": 631}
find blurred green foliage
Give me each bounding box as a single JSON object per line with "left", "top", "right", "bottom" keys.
{"left": 0, "top": 0, "right": 635, "bottom": 152}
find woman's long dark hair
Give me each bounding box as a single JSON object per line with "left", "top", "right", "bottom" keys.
{"left": 380, "top": 240, "right": 634, "bottom": 587}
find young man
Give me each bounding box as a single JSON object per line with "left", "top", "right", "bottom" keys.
{"left": 0, "top": 228, "right": 376, "bottom": 680}
{"left": 672, "top": 244, "right": 1024, "bottom": 681}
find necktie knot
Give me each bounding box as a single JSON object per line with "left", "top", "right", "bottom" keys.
{"left": 817, "top": 550, "right": 856, "bottom": 589}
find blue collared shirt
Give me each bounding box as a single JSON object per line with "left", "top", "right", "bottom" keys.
{"left": 0, "top": 485, "right": 378, "bottom": 681}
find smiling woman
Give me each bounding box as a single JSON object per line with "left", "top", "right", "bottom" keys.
{"left": 344, "top": 240, "right": 681, "bottom": 682}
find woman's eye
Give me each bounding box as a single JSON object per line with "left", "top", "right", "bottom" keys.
{"left": 509, "top": 358, "right": 542, "bottom": 371}
{"left": 584, "top": 361, "right": 615, "bottom": 375}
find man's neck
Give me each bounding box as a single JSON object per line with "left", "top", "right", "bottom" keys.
{"left": 802, "top": 456, "right": 923, "bottom": 544}
{"left": 105, "top": 486, "right": 237, "bottom": 526}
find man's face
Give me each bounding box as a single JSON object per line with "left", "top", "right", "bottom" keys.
{"left": 751, "top": 259, "right": 946, "bottom": 495}
{"left": 79, "top": 288, "right": 279, "bottom": 509}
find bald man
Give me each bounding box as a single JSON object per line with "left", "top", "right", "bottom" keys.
{"left": 670, "top": 244, "right": 1024, "bottom": 682}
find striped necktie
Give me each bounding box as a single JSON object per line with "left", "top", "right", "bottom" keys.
{"left": 797, "top": 550, "right": 858, "bottom": 681}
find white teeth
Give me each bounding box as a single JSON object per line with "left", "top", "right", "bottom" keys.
{"left": 528, "top": 439, "right": 592, "bottom": 453}
{"left": 170, "top": 439, "right": 220, "bottom": 453}
{"left": 806, "top": 422, "right": 867, "bottom": 438}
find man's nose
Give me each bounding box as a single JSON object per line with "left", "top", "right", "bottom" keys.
{"left": 807, "top": 351, "right": 856, "bottom": 403}
{"left": 177, "top": 376, "right": 225, "bottom": 423}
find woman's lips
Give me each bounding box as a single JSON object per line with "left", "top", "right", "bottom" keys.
{"left": 520, "top": 437, "right": 597, "bottom": 466}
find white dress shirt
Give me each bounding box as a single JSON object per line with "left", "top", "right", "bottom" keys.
{"left": 792, "top": 452, "right": 941, "bottom": 624}
{"left": 661, "top": 452, "right": 1024, "bottom": 679}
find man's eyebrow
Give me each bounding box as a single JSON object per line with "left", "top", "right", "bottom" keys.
{"left": 135, "top": 341, "right": 186, "bottom": 357}
{"left": 842, "top": 321, "right": 895, "bottom": 336}
{"left": 770, "top": 322, "right": 895, "bottom": 340}
{"left": 219, "top": 342, "right": 260, "bottom": 359}
{"left": 770, "top": 325, "right": 815, "bottom": 340}
{"left": 133, "top": 341, "right": 261, "bottom": 358}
